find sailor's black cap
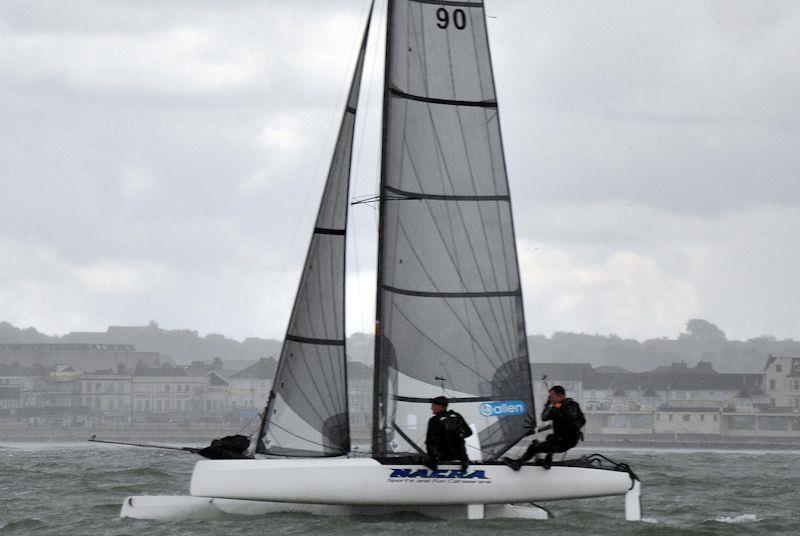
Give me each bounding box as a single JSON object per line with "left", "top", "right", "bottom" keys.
{"left": 430, "top": 396, "right": 449, "bottom": 406}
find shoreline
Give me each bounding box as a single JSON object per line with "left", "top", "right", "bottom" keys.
{"left": 581, "top": 439, "right": 800, "bottom": 452}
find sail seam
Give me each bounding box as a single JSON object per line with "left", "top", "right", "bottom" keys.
{"left": 382, "top": 284, "right": 520, "bottom": 298}
{"left": 385, "top": 185, "right": 509, "bottom": 201}
{"left": 407, "top": 0, "right": 485, "bottom": 9}
{"left": 313, "top": 227, "right": 346, "bottom": 236}
{"left": 394, "top": 395, "right": 506, "bottom": 403}
{"left": 390, "top": 86, "right": 496, "bottom": 108}
{"left": 285, "top": 334, "right": 345, "bottom": 346}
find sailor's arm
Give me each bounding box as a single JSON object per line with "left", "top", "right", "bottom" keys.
{"left": 541, "top": 401, "right": 557, "bottom": 422}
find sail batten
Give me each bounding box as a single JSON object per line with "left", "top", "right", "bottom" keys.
{"left": 384, "top": 185, "right": 509, "bottom": 201}
{"left": 389, "top": 87, "right": 497, "bottom": 108}
{"left": 255, "top": 4, "right": 374, "bottom": 457}
{"left": 373, "top": 0, "right": 534, "bottom": 461}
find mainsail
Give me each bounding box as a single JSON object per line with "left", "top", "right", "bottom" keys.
{"left": 373, "top": 0, "right": 535, "bottom": 461}
{"left": 256, "top": 5, "right": 373, "bottom": 456}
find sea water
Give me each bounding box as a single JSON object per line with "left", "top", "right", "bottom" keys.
{"left": 1, "top": 443, "right": 798, "bottom": 535}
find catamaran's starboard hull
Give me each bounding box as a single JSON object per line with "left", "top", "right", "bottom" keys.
{"left": 189, "top": 457, "right": 632, "bottom": 505}
{"left": 120, "top": 496, "right": 551, "bottom": 521}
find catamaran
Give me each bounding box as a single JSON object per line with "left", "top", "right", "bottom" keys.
{"left": 122, "top": 0, "right": 642, "bottom": 521}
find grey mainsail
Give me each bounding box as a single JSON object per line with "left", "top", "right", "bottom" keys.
{"left": 372, "top": 0, "right": 535, "bottom": 461}
{"left": 256, "top": 4, "right": 373, "bottom": 457}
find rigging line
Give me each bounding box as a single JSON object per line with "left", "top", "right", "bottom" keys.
{"left": 234, "top": 411, "right": 262, "bottom": 436}
{"left": 265, "top": 419, "right": 348, "bottom": 453}
{"left": 351, "top": 193, "right": 418, "bottom": 205}
{"left": 391, "top": 420, "right": 426, "bottom": 455}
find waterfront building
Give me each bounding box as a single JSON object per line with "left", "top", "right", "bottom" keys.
{"left": 131, "top": 364, "right": 205, "bottom": 419}
{"left": 763, "top": 356, "right": 800, "bottom": 408}
{"left": 228, "top": 358, "right": 275, "bottom": 416}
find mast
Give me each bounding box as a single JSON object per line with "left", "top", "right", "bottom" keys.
{"left": 255, "top": 2, "right": 374, "bottom": 457}
{"left": 371, "top": 0, "right": 394, "bottom": 459}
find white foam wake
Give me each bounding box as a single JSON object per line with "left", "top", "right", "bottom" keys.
{"left": 716, "top": 514, "right": 759, "bottom": 523}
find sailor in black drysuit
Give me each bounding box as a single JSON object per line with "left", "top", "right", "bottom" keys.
{"left": 503, "top": 385, "right": 585, "bottom": 470}
{"left": 425, "top": 396, "right": 472, "bottom": 472}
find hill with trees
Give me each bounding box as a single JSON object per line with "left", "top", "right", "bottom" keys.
{"left": 1, "top": 319, "right": 797, "bottom": 372}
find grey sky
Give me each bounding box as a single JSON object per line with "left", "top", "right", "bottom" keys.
{"left": 1, "top": 0, "right": 798, "bottom": 342}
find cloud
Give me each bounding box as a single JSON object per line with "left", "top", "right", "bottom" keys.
{"left": 0, "top": 238, "right": 172, "bottom": 333}
{"left": 0, "top": 0, "right": 798, "bottom": 343}
{"left": 516, "top": 202, "right": 800, "bottom": 340}
{"left": 493, "top": 0, "right": 800, "bottom": 213}
{"left": 519, "top": 240, "right": 701, "bottom": 339}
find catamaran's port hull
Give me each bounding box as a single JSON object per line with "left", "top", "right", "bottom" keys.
{"left": 120, "top": 496, "right": 551, "bottom": 520}
{"left": 189, "top": 457, "right": 632, "bottom": 505}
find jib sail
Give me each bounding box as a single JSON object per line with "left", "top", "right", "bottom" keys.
{"left": 255, "top": 4, "right": 374, "bottom": 457}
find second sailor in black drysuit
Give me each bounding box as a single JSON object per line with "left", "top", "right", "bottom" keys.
{"left": 425, "top": 396, "right": 472, "bottom": 472}
{"left": 503, "top": 385, "right": 585, "bottom": 470}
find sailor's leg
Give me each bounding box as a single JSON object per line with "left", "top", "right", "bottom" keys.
{"left": 502, "top": 440, "right": 540, "bottom": 471}
{"left": 457, "top": 444, "right": 470, "bottom": 472}
{"left": 532, "top": 436, "right": 564, "bottom": 470}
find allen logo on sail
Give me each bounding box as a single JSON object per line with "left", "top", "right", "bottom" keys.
{"left": 479, "top": 400, "right": 526, "bottom": 417}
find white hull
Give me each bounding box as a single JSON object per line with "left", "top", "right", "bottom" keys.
{"left": 189, "top": 457, "right": 632, "bottom": 505}
{"left": 120, "top": 495, "right": 551, "bottom": 521}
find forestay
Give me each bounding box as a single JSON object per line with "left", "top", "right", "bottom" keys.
{"left": 256, "top": 5, "right": 373, "bottom": 457}
{"left": 373, "top": 0, "right": 535, "bottom": 461}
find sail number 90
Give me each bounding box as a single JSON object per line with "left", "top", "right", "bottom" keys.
{"left": 436, "top": 8, "right": 467, "bottom": 30}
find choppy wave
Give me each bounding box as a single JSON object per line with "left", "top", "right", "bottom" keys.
{"left": 0, "top": 518, "right": 47, "bottom": 533}
{"left": 2, "top": 446, "right": 799, "bottom": 535}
